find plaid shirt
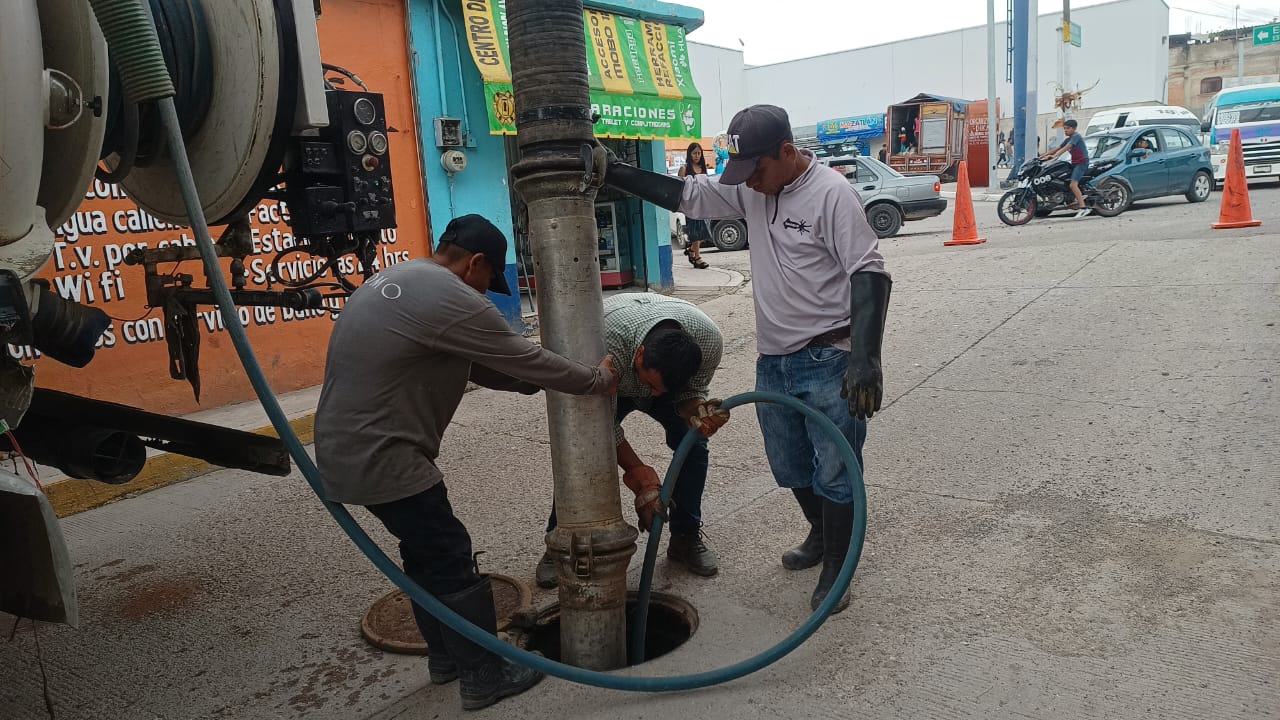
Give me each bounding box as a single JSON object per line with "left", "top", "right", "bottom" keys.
{"left": 604, "top": 293, "right": 723, "bottom": 445}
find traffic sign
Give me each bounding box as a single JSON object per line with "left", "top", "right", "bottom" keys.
{"left": 1256, "top": 24, "right": 1280, "bottom": 46}
{"left": 1069, "top": 22, "right": 1082, "bottom": 47}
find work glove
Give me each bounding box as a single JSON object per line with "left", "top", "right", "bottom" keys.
{"left": 622, "top": 465, "right": 666, "bottom": 531}
{"left": 841, "top": 271, "right": 892, "bottom": 420}
{"left": 688, "top": 398, "right": 730, "bottom": 438}
{"left": 603, "top": 160, "right": 686, "bottom": 213}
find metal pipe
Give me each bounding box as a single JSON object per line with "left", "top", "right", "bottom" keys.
{"left": 437, "top": 3, "right": 471, "bottom": 141}
{"left": 506, "top": 0, "right": 637, "bottom": 670}
{"left": 1027, "top": 0, "right": 1039, "bottom": 158}
{"left": 987, "top": 0, "right": 1000, "bottom": 193}
{"left": 430, "top": 0, "right": 449, "bottom": 117}
{"left": 1009, "top": 0, "right": 1029, "bottom": 178}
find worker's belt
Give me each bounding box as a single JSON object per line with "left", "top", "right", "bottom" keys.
{"left": 805, "top": 326, "right": 851, "bottom": 348}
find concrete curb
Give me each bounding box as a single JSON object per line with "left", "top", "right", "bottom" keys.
{"left": 46, "top": 414, "right": 316, "bottom": 518}
{"left": 941, "top": 189, "right": 1006, "bottom": 203}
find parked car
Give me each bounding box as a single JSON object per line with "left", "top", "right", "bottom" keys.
{"left": 678, "top": 156, "right": 947, "bottom": 252}
{"left": 1083, "top": 124, "right": 1214, "bottom": 210}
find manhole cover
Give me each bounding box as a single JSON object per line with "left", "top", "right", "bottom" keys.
{"left": 360, "top": 574, "right": 531, "bottom": 655}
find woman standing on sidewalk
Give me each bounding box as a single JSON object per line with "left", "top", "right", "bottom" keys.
{"left": 679, "top": 143, "right": 711, "bottom": 269}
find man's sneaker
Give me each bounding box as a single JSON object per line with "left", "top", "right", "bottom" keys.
{"left": 1075, "top": 208, "right": 1092, "bottom": 218}
{"left": 666, "top": 531, "right": 719, "bottom": 576}
{"left": 535, "top": 551, "right": 558, "bottom": 589}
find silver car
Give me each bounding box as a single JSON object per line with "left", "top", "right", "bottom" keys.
{"left": 696, "top": 156, "right": 947, "bottom": 251}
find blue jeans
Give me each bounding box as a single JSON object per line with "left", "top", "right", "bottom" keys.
{"left": 546, "top": 396, "right": 709, "bottom": 535}
{"left": 755, "top": 346, "right": 866, "bottom": 504}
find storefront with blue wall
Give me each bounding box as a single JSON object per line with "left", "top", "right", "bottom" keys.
{"left": 406, "top": 0, "right": 704, "bottom": 327}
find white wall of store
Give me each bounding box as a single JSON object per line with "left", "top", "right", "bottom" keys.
{"left": 687, "top": 0, "right": 1170, "bottom": 134}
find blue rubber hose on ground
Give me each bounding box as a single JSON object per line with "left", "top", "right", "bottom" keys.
{"left": 630, "top": 394, "right": 864, "bottom": 666}
{"left": 158, "top": 95, "right": 866, "bottom": 690}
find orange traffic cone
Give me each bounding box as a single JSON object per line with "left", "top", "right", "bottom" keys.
{"left": 1212, "top": 128, "right": 1262, "bottom": 230}
{"left": 945, "top": 161, "right": 986, "bottom": 246}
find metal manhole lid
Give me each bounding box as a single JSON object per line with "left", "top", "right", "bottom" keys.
{"left": 360, "top": 574, "right": 531, "bottom": 655}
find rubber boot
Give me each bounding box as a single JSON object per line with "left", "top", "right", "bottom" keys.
{"left": 781, "top": 487, "right": 824, "bottom": 570}
{"left": 810, "top": 499, "right": 855, "bottom": 614}
{"left": 535, "top": 550, "right": 558, "bottom": 589}
{"left": 414, "top": 611, "right": 458, "bottom": 684}
{"left": 437, "top": 577, "right": 544, "bottom": 710}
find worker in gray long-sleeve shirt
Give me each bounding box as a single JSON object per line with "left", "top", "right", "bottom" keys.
{"left": 314, "top": 215, "right": 618, "bottom": 712}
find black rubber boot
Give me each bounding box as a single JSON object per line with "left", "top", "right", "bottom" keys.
{"left": 535, "top": 550, "right": 558, "bottom": 589}
{"left": 782, "top": 487, "right": 824, "bottom": 571}
{"left": 414, "top": 611, "right": 458, "bottom": 684}
{"left": 810, "top": 499, "right": 856, "bottom": 613}
{"left": 437, "top": 577, "right": 544, "bottom": 710}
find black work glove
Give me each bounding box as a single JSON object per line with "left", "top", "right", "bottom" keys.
{"left": 603, "top": 160, "right": 685, "bottom": 213}
{"left": 841, "top": 271, "right": 892, "bottom": 419}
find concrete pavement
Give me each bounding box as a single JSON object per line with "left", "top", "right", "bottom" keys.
{"left": 2, "top": 186, "right": 1278, "bottom": 719}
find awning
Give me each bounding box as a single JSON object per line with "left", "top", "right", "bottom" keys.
{"left": 461, "top": 0, "right": 701, "bottom": 140}
{"left": 816, "top": 113, "right": 886, "bottom": 144}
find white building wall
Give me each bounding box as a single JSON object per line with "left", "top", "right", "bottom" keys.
{"left": 689, "top": 0, "right": 1169, "bottom": 131}
{"left": 687, "top": 41, "right": 746, "bottom": 135}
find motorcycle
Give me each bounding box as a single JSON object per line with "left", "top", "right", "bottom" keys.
{"left": 996, "top": 157, "right": 1129, "bottom": 226}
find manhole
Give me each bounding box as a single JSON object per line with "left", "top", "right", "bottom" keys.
{"left": 510, "top": 591, "right": 698, "bottom": 666}
{"left": 360, "top": 574, "right": 531, "bottom": 655}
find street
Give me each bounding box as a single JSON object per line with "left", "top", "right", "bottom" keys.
{"left": 3, "top": 185, "right": 1278, "bottom": 719}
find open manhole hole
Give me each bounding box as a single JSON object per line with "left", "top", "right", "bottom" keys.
{"left": 510, "top": 591, "right": 698, "bottom": 666}
{"left": 361, "top": 573, "right": 531, "bottom": 655}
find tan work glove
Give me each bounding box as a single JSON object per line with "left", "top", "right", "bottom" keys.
{"left": 621, "top": 465, "right": 666, "bottom": 531}
{"left": 688, "top": 398, "right": 731, "bottom": 438}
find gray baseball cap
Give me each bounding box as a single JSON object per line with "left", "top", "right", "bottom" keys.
{"left": 719, "top": 105, "right": 794, "bottom": 185}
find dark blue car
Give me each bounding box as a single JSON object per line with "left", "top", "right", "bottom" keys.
{"left": 1084, "top": 125, "right": 1215, "bottom": 210}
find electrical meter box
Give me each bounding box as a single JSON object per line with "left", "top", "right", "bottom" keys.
{"left": 434, "top": 117, "right": 463, "bottom": 148}
{"left": 285, "top": 90, "right": 397, "bottom": 236}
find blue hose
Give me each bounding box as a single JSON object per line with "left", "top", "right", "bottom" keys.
{"left": 630, "top": 393, "right": 864, "bottom": 666}
{"left": 159, "top": 96, "right": 867, "bottom": 690}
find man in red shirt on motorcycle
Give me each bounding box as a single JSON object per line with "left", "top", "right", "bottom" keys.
{"left": 1040, "top": 119, "right": 1091, "bottom": 218}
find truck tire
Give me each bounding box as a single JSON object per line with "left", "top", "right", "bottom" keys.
{"left": 866, "top": 203, "right": 903, "bottom": 239}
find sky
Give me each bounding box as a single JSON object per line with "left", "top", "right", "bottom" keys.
{"left": 676, "top": 0, "right": 1280, "bottom": 66}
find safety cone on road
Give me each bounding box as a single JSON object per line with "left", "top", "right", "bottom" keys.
{"left": 1212, "top": 129, "right": 1262, "bottom": 230}
{"left": 944, "top": 161, "right": 986, "bottom": 246}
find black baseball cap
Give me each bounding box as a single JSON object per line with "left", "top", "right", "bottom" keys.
{"left": 439, "top": 214, "right": 511, "bottom": 295}
{"left": 719, "top": 104, "right": 794, "bottom": 185}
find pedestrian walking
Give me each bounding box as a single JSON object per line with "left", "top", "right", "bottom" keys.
{"left": 678, "top": 143, "right": 712, "bottom": 268}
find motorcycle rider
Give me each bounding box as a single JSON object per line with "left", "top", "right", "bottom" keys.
{"left": 1040, "top": 119, "right": 1090, "bottom": 218}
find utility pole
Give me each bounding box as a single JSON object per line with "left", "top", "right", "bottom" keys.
{"left": 1026, "top": 0, "right": 1039, "bottom": 158}
{"left": 506, "top": 0, "right": 637, "bottom": 671}
{"left": 1236, "top": 5, "right": 1245, "bottom": 81}
{"left": 1062, "top": 0, "right": 1072, "bottom": 120}
{"left": 988, "top": 0, "right": 1000, "bottom": 192}
{"left": 1010, "top": 0, "right": 1029, "bottom": 178}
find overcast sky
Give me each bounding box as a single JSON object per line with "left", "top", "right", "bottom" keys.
{"left": 678, "top": 0, "right": 1280, "bottom": 66}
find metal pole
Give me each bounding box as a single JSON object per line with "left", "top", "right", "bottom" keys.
{"left": 1009, "top": 0, "right": 1029, "bottom": 179}
{"left": 988, "top": 0, "right": 1000, "bottom": 192}
{"left": 1024, "top": 0, "right": 1039, "bottom": 160}
{"left": 1062, "top": 0, "right": 1072, "bottom": 120}
{"left": 506, "top": 0, "right": 637, "bottom": 671}
{"left": 1236, "top": 6, "right": 1244, "bottom": 81}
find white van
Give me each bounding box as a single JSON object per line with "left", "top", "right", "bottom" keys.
{"left": 1083, "top": 105, "right": 1202, "bottom": 137}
